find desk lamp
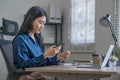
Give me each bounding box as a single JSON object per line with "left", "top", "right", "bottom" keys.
{"left": 99, "top": 14, "right": 118, "bottom": 56}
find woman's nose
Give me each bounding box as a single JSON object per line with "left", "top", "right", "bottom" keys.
{"left": 40, "top": 24, "right": 44, "bottom": 28}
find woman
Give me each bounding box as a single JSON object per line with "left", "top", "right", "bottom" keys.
{"left": 12, "top": 6, "right": 70, "bottom": 80}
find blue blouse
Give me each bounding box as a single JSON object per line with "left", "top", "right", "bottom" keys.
{"left": 12, "top": 34, "right": 59, "bottom": 70}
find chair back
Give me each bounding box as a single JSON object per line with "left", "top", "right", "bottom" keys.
{"left": 0, "top": 18, "right": 19, "bottom": 40}
{"left": 0, "top": 41, "right": 17, "bottom": 73}
{"left": 1, "top": 18, "right": 18, "bottom": 36}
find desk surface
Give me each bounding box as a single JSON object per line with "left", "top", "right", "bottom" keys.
{"left": 26, "top": 63, "right": 118, "bottom": 74}
{"left": 26, "top": 63, "right": 119, "bottom": 80}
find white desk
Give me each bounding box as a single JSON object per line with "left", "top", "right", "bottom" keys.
{"left": 26, "top": 63, "right": 119, "bottom": 80}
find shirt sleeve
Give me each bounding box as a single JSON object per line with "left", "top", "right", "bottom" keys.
{"left": 13, "top": 36, "right": 59, "bottom": 70}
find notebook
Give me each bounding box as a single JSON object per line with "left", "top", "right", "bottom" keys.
{"left": 76, "top": 45, "right": 114, "bottom": 68}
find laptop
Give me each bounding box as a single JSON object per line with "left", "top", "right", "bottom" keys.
{"left": 76, "top": 45, "right": 114, "bottom": 68}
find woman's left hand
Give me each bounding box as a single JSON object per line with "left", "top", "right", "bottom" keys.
{"left": 57, "top": 51, "right": 70, "bottom": 60}
{"left": 44, "top": 45, "right": 62, "bottom": 58}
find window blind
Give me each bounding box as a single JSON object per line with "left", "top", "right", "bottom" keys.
{"left": 70, "top": 0, "right": 95, "bottom": 53}
{"left": 114, "top": 0, "right": 120, "bottom": 44}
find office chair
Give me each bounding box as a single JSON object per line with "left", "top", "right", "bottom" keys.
{"left": 0, "top": 18, "right": 31, "bottom": 80}
{"left": 0, "top": 42, "right": 32, "bottom": 80}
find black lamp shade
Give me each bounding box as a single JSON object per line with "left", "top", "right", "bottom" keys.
{"left": 99, "top": 14, "right": 111, "bottom": 27}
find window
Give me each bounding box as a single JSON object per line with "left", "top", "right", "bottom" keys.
{"left": 70, "top": 0, "right": 95, "bottom": 52}
{"left": 114, "top": 0, "right": 120, "bottom": 44}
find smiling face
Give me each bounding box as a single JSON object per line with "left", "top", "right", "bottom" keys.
{"left": 31, "top": 16, "right": 46, "bottom": 34}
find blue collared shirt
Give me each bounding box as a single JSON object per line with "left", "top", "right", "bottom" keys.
{"left": 12, "top": 34, "right": 59, "bottom": 70}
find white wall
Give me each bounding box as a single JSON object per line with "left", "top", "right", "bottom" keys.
{"left": 0, "top": 0, "right": 65, "bottom": 26}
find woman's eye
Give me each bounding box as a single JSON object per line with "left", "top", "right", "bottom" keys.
{"left": 39, "top": 21, "right": 45, "bottom": 25}
{"left": 39, "top": 21, "right": 42, "bottom": 24}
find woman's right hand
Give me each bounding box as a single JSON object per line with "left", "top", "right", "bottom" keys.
{"left": 44, "top": 45, "right": 61, "bottom": 58}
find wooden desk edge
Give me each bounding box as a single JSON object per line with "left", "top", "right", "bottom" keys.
{"left": 25, "top": 68, "right": 117, "bottom": 75}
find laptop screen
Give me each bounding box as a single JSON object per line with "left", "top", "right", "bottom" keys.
{"left": 101, "top": 45, "right": 114, "bottom": 68}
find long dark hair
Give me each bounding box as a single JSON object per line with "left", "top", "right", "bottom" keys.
{"left": 13, "top": 6, "right": 47, "bottom": 51}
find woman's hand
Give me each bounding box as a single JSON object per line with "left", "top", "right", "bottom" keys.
{"left": 57, "top": 51, "right": 70, "bottom": 60}
{"left": 44, "top": 45, "right": 62, "bottom": 58}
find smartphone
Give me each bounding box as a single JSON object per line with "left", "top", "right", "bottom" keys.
{"left": 55, "top": 42, "right": 64, "bottom": 47}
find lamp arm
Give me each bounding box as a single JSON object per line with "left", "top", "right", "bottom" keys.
{"left": 106, "top": 18, "right": 118, "bottom": 45}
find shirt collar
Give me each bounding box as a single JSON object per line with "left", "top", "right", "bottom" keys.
{"left": 23, "top": 33, "right": 31, "bottom": 40}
